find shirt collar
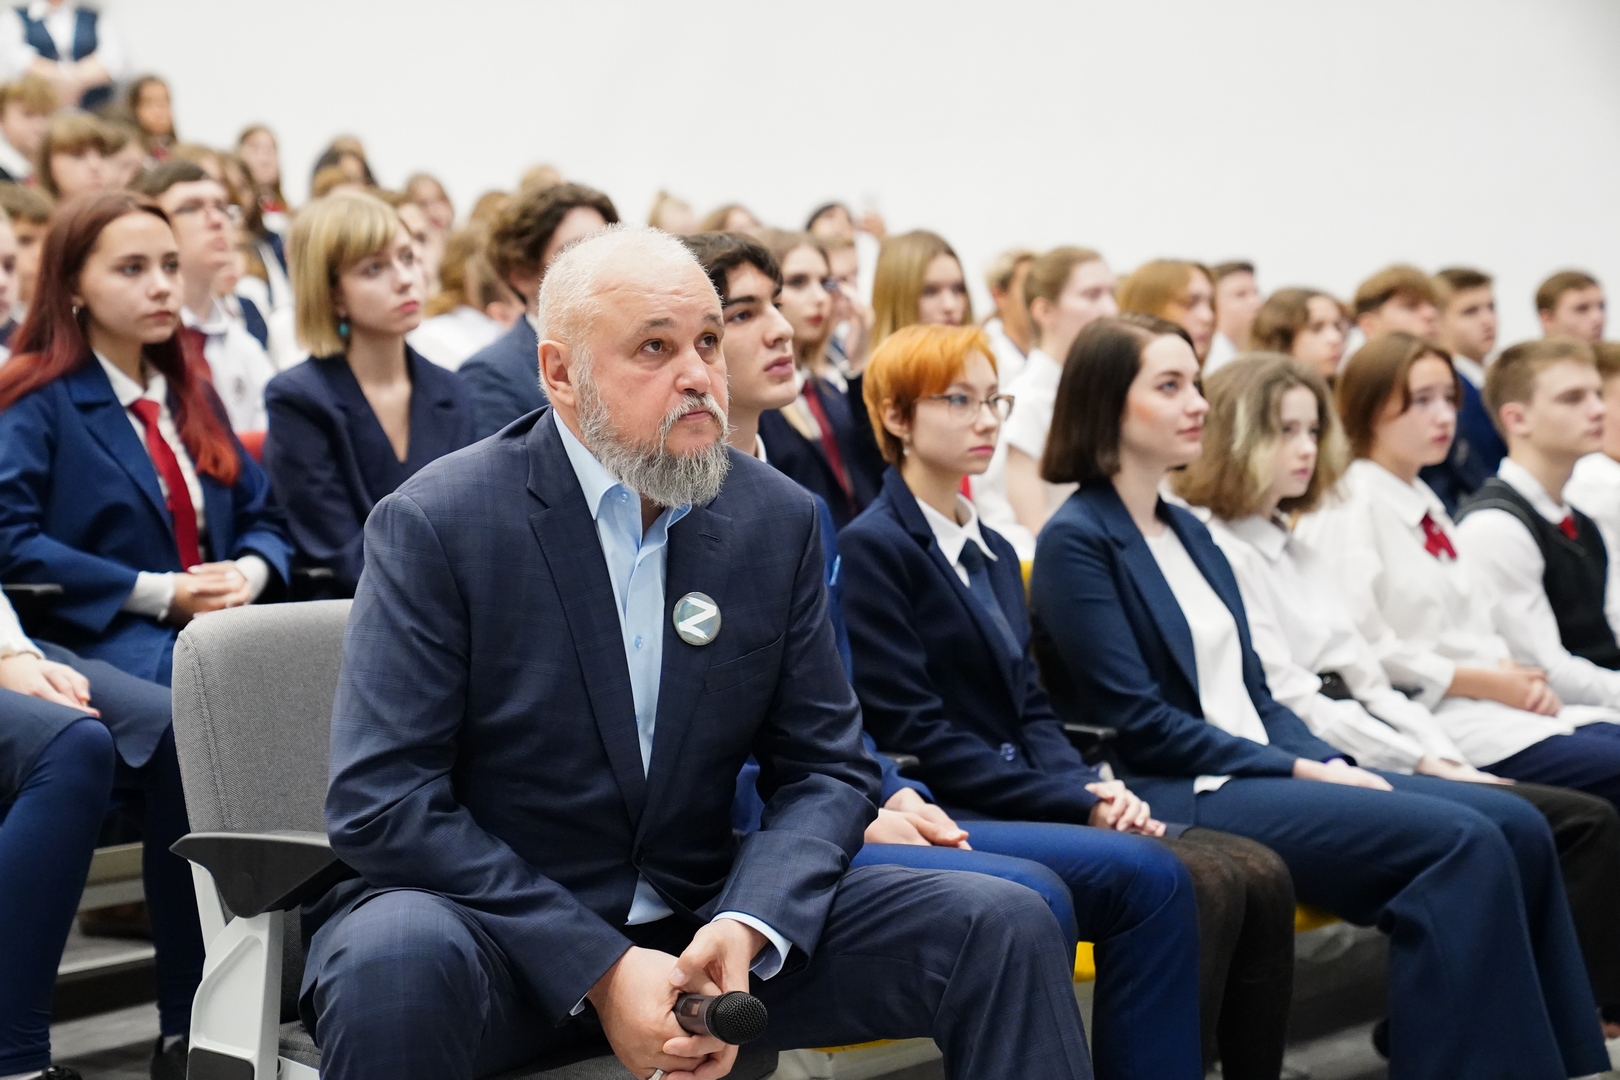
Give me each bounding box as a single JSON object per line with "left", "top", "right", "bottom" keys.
{"left": 914, "top": 491, "right": 996, "bottom": 568}
{"left": 1348, "top": 458, "right": 1445, "bottom": 529}
{"left": 552, "top": 408, "right": 692, "bottom": 529}
{"left": 753, "top": 435, "right": 768, "bottom": 463}
{"left": 1497, "top": 457, "right": 1569, "bottom": 522}
{"left": 1024, "top": 347, "right": 1061, "bottom": 383}
{"left": 0, "top": 136, "right": 31, "bottom": 180}
{"left": 95, "top": 352, "right": 165, "bottom": 411}
{"left": 1221, "top": 513, "right": 1290, "bottom": 561}
{"left": 1452, "top": 354, "right": 1486, "bottom": 389}
{"left": 182, "top": 298, "right": 230, "bottom": 336}
{"left": 27, "top": 1, "right": 57, "bottom": 19}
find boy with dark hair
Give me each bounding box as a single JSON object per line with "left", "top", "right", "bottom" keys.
{"left": 1538, "top": 270, "right": 1606, "bottom": 343}
{"left": 458, "top": 182, "right": 618, "bottom": 437}
{"left": 1458, "top": 338, "right": 1620, "bottom": 712}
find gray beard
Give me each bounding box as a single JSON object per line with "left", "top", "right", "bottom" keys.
{"left": 576, "top": 379, "right": 732, "bottom": 509}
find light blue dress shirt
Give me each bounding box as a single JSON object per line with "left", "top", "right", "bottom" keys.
{"left": 554, "top": 412, "right": 789, "bottom": 978}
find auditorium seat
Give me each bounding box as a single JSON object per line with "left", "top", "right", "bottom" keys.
{"left": 168, "top": 601, "right": 778, "bottom": 1080}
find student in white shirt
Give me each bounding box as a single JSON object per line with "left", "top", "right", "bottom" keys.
{"left": 131, "top": 160, "right": 276, "bottom": 435}
{"left": 1203, "top": 261, "right": 1260, "bottom": 374}
{"left": 1567, "top": 343, "right": 1620, "bottom": 544}
{"left": 0, "top": 73, "right": 53, "bottom": 183}
{"left": 1183, "top": 352, "right": 1620, "bottom": 1034}
{"left": 0, "top": 0, "right": 127, "bottom": 108}
{"left": 979, "top": 246, "right": 1117, "bottom": 558}
{"left": 1456, "top": 339, "right": 1620, "bottom": 707}
{"left": 1295, "top": 331, "right": 1620, "bottom": 812}
{"left": 980, "top": 247, "right": 1034, "bottom": 385}
{"left": 1250, "top": 287, "right": 1350, "bottom": 385}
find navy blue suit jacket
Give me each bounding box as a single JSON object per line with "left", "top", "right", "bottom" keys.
{"left": 0, "top": 360, "right": 291, "bottom": 683}
{"left": 758, "top": 378, "right": 881, "bottom": 529}
{"left": 263, "top": 348, "right": 476, "bottom": 596}
{"left": 457, "top": 317, "right": 544, "bottom": 440}
{"left": 1419, "top": 375, "right": 1506, "bottom": 516}
{"left": 312, "top": 408, "right": 882, "bottom": 1020}
{"left": 1028, "top": 483, "right": 1339, "bottom": 822}
{"left": 841, "top": 469, "right": 1103, "bottom": 822}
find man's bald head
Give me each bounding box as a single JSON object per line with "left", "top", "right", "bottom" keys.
{"left": 537, "top": 224, "right": 719, "bottom": 358}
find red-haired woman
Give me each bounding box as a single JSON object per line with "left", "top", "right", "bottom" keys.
{"left": 0, "top": 191, "right": 292, "bottom": 686}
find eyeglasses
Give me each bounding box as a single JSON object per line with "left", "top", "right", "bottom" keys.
{"left": 925, "top": 392, "right": 1014, "bottom": 422}
{"left": 171, "top": 199, "right": 243, "bottom": 225}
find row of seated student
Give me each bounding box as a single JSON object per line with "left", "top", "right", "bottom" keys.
{"left": 0, "top": 185, "right": 1619, "bottom": 1080}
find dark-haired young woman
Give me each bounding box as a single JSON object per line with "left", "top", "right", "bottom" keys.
{"left": 0, "top": 191, "right": 292, "bottom": 686}
{"left": 1027, "top": 313, "right": 1608, "bottom": 1080}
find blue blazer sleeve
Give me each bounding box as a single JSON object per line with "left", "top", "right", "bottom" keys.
{"left": 458, "top": 322, "right": 545, "bottom": 441}
{"left": 0, "top": 388, "right": 138, "bottom": 633}
{"left": 263, "top": 374, "right": 367, "bottom": 593}
{"left": 1030, "top": 507, "right": 1306, "bottom": 778}
{"left": 841, "top": 517, "right": 1101, "bottom": 821}
{"left": 326, "top": 491, "right": 633, "bottom": 1017}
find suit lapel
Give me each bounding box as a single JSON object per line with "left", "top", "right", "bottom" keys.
{"left": 640, "top": 502, "right": 731, "bottom": 832}
{"left": 524, "top": 412, "right": 647, "bottom": 824}
{"left": 65, "top": 362, "right": 173, "bottom": 534}
{"left": 884, "top": 471, "right": 1023, "bottom": 704}
{"left": 1090, "top": 486, "right": 1201, "bottom": 694}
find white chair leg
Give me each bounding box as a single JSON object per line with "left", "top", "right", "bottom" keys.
{"left": 187, "top": 907, "right": 283, "bottom": 1079}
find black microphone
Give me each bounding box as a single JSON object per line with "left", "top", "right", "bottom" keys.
{"left": 673, "top": 991, "right": 769, "bottom": 1044}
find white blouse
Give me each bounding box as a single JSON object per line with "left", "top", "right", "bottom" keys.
{"left": 1208, "top": 513, "right": 1466, "bottom": 772}
{"left": 1568, "top": 451, "right": 1620, "bottom": 570}
{"left": 974, "top": 347, "right": 1075, "bottom": 560}
{"left": 1295, "top": 459, "right": 1607, "bottom": 766}
{"left": 1145, "top": 526, "right": 1269, "bottom": 792}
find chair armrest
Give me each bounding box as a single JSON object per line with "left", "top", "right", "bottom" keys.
{"left": 170, "top": 830, "right": 356, "bottom": 918}
{"left": 879, "top": 750, "right": 921, "bottom": 775}
{"left": 1062, "top": 722, "right": 1118, "bottom": 759}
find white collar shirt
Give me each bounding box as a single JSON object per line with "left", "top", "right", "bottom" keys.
{"left": 183, "top": 299, "right": 275, "bottom": 433}
{"left": 914, "top": 492, "right": 996, "bottom": 588}
{"left": 0, "top": 132, "right": 30, "bottom": 180}
{"left": 974, "top": 347, "right": 1074, "bottom": 561}
{"left": 1294, "top": 459, "right": 1582, "bottom": 763}
{"left": 983, "top": 316, "right": 1028, "bottom": 386}
{"left": 1568, "top": 452, "right": 1620, "bottom": 554}
{"left": 0, "top": 2, "right": 127, "bottom": 83}
{"left": 1209, "top": 513, "right": 1463, "bottom": 772}
{"left": 97, "top": 352, "right": 205, "bottom": 526}
{"left": 1456, "top": 458, "right": 1620, "bottom": 708}
{"left": 1203, "top": 332, "right": 1238, "bottom": 374}
{"left": 1452, "top": 355, "right": 1487, "bottom": 390}
{"left": 0, "top": 589, "right": 40, "bottom": 660}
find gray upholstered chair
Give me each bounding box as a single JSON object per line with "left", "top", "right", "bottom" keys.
{"left": 169, "top": 601, "right": 778, "bottom": 1080}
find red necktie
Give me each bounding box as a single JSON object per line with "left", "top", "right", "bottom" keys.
{"left": 801, "top": 382, "right": 853, "bottom": 500}
{"left": 1560, "top": 516, "right": 1579, "bottom": 541}
{"left": 177, "top": 325, "right": 211, "bottom": 383}
{"left": 129, "top": 398, "right": 202, "bottom": 571}
{"left": 1420, "top": 512, "right": 1456, "bottom": 561}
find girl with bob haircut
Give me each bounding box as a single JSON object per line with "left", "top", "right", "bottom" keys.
{"left": 1029, "top": 315, "right": 1609, "bottom": 1080}
{"left": 0, "top": 191, "right": 292, "bottom": 683}
{"left": 1249, "top": 288, "right": 1349, "bottom": 384}
{"left": 870, "top": 229, "right": 971, "bottom": 346}
{"left": 263, "top": 192, "right": 475, "bottom": 598}
{"left": 1294, "top": 334, "right": 1620, "bottom": 807}
{"left": 1185, "top": 352, "right": 1620, "bottom": 1034}
{"left": 845, "top": 323, "right": 1297, "bottom": 1080}
{"left": 1116, "top": 260, "right": 1216, "bottom": 364}
{"left": 36, "top": 110, "right": 114, "bottom": 201}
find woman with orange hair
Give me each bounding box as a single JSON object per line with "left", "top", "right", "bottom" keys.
{"left": 840, "top": 323, "right": 1297, "bottom": 1080}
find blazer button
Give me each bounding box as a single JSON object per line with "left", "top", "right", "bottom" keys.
{"left": 1000, "top": 743, "right": 1017, "bottom": 762}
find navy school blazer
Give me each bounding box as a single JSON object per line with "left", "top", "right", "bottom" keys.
{"left": 757, "top": 376, "right": 881, "bottom": 529}
{"left": 1419, "top": 375, "right": 1506, "bottom": 517}
{"left": 0, "top": 358, "right": 292, "bottom": 684}
{"left": 263, "top": 348, "right": 476, "bottom": 597}
{"left": 457, "top": 316, "right": 544, "bottom": 440}
{"left": 1028, "top": 482, "right": 1340, "bottom": 823}
{"left": 839, "top": 467, "right": 1103, "bottom": 822}
{"left": 309, "top": 408, "right": 881, "bottom": 1020}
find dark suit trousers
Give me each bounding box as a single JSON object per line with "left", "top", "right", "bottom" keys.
{"left": 303, "top": 864, "right": 1092, "bottom": 1080}
{"left": 1507, "top": 782, "right": 1620, "bottom": 1014}
{"left": 858, "top": 819, "right": 1203, "bottom": 1080}
{"left": 1488, "top": 722, "right": 1620, "bottom": 814}
{"left": 1144, "top": 771, "right": 1607, "bottom": 1080}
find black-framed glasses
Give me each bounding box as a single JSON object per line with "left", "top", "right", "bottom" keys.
{"left": 925, "top": 392, "right": 1014, "bottom": 422}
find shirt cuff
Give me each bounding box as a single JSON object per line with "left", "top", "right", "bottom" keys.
{"left": 123, "top": 571, "right": 176, "bottom": 621}
{"left": 235, "top": 555, "right": 271, "bottom": 600}
{"left": 712, "top": 912, "right": 791, "bottom": 980}
{"left": 0, "top": 636, "right": 42, "bottom": 660}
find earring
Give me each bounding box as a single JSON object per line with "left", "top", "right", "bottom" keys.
{"left": 337, "top": 318, "right": 349, "bottom": 340}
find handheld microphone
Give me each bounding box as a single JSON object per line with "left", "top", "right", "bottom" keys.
{"left": 673, "top": 991, "right": 769, "bottom": 1044}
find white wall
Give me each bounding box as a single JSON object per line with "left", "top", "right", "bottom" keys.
{"left": 121, "top": 0, "right": 1620, "bottom": 344}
